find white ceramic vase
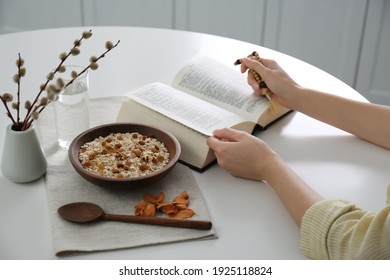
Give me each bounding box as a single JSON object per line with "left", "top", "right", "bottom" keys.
{"left": 1, "top": 124, "right": 47, "bottom": 183}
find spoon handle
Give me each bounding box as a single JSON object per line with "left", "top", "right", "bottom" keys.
{"left": 103, "top": 213, "right": 212, "bottom": 230}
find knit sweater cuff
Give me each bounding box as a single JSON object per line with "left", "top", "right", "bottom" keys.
{"left": 299, "top": 200, "right": 356, "bottom": 259}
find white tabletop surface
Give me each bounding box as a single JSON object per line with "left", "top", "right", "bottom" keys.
{"left": 1, "top": 26, "right": 389, "bottom": 260}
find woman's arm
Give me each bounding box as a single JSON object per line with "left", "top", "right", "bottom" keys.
{"left": 292, "top": 88, "right": 390, "bottom": 150}
{"left": 241, "top": 58, "right": 390, "bottom": 150}
{"left": 207, "top": 59, "right": 390, "bottom": 259}
{"left": 207, "top": 128, "right": 390, "bottom": 259}
{"left": 301, "top": 199, "right": 390, "bottom": 259}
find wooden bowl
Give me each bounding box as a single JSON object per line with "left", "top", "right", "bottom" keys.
{"left": 68, "top": 123, "right": 181, "bottom": 189}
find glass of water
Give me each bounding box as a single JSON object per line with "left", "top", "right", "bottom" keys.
{"left": 54, "top": 65, "right": 90, "bottom": 150}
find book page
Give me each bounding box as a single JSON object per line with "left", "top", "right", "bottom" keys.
{"left": 171, "top": 56, "right": 269, "bottom": 122}
{"left": 127, "top": 83, "right": 249, "bottom": 136}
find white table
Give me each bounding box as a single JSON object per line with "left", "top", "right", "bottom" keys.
{"left": 1, "top": 27, "right": 388, "bottom": 260}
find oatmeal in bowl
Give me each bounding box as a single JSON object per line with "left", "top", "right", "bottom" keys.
{"left": 68, "top": 123, "right": 181, "bottom": 189}
{"left": 79, "top": 132, "right": 170, "bottom": 178}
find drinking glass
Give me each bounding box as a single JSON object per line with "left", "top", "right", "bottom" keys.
{"left": 54, "top": 65, "right": 90, "bottom": 150}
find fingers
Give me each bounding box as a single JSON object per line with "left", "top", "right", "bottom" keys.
{"left": 247, "top": 72, "right": 262, "bottom": 93}
{"left": 240, "top": 58, "right": 266, "bottom": 91}
{"left": 212, "top": 127, "right": 245, "bottom": 142}
{"left": 240, "top": 63, "right": 248, "bottom": 73}
{"left": 206, "top": 136, "right": 219, "bottom": 151}
{"left": 241, "top": 57, "right": 269, "bottom": 78}
{"left": 241, "top": 59, "right": 266, "bottom": 95}
{"left": 207, "top": 128, "right": 245, "bottom": 150}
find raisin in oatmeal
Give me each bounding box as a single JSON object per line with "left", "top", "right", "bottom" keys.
{"left": 79, "top": 132, "right": 170, "bottom": 178}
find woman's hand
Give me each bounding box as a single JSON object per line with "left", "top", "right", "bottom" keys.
{"left": 206, "top": 127, "right": 279, "bottom": 181}
{"left": 207, "top": 127, "right": 323, "bottom": 226}
{"left": 241, "top": 57, "right": 390, "bottom": 150}
{"left": 240, "top": 57, "right": 301, "bottom": 109}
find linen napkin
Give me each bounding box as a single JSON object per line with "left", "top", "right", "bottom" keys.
{"left": 38, "top": 96, "right": 216, "bottom": 256}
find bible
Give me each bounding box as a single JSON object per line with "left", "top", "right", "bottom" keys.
{"left": 116, "top": 56, "right": 290, "bottom": 170}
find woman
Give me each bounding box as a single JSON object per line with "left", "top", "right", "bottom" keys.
{"left": 207, "top": 57, "right": 390, "bottom": 259}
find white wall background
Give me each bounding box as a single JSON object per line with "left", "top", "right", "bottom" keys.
{"left": 0, "top": 0, "right": 389, "bottom": 104}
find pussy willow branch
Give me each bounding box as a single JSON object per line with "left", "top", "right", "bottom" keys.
{"left": 22, "top": 30, "right": 92, "bottom": 130}
{"left": 64, "top": 40, "right": 120, "bottom": 88}
{"left": 0, "top": 95, "right": 17, "bottom": 124}
{"left": 16, "top": 53, "right": 22, "bottom": 123}
{"left": 25, "top": 39, "right": 121, "bottom": 130}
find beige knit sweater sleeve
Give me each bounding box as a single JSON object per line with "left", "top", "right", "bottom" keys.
{"left": 300, "top": 185, "right": 390, "bottom": 259}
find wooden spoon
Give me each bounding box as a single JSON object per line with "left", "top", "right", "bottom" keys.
{"left": 58, "top": 202, "right": 212, "bottom": 230}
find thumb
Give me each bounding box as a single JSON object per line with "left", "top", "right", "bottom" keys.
{"left": 206, "top": 135, "right": 221, "bottom": 150}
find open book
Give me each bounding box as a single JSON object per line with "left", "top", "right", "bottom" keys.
{"left": 116, "top": 56, "right": 290, "bottom": 170}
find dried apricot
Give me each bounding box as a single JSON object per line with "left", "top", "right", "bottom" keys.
{"left": 134, "top": 191, "right": 196, "bottom": 219}
{"left": 170, "top": 209, "right": 195, "bottom": 219}
{"left": 173, "top": 191, "right": 190, "bottom": 206}
{"left": 134, "top": 199, "right": 156, "bottom": 217}
{"left": 145, "top": 192, "right": 165, "bottom": 204}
